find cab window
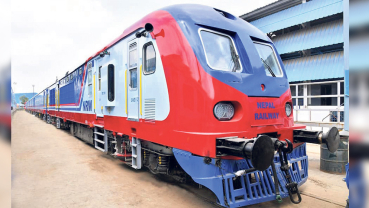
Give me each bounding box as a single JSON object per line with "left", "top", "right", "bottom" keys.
{"left": 254, "top": 42, "right": 283, "bottom": 77}
{"left": 200, "top": 29, "right": 241, "bottom": 72}
{"left": 143, "top": 42, "right": 156, "bottom": 74}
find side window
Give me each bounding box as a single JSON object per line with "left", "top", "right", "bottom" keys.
{"left": 70, "top": 73, "right": 73, "bottom": 81}
{"left": 129, "top": 69, "right": 137, "bottom": 89}
{"left": 88, "top": 69, "right": 92, "bottom": 97}
{"left": 108, "top": 64, "right": 115, "bottom": 102}
{"left": 66, "top": 76, "right": 69, "bottom": 82}
{"left": 128, "top": 41, "right": 138, "bottom": 90}
{"left": 79, "top": 68, "right": 82, "bottom": 75}
{"left": 143, "top": 42, "right": 156, "bottom": 74}
{"left": 129, "top": 43, "right": 137, "bottom": 68}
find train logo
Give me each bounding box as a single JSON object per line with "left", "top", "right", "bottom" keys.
{"left": 82, "top": 100, "right": 92, "bottom": 111}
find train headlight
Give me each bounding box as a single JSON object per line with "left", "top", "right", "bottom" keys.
{"left": 214, "top": 102, "right": 234, "bottom": 121}
{"left": 285, "top": 103, "right": 292, "bottom": 117}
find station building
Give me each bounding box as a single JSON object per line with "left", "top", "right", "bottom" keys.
{"left": 241, "top": 0, "right": 348, "bottom": 131}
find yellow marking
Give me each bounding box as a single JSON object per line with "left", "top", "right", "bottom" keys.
{"left": 58, "top": 90, "right": 60, "bottom": 108}
{"left": 125, "top": 69, "right": 128, "bottom": 115}
{"left": 93, "top": 74, "right": 96, "bottom": 110}
{"left": 140, "top": 65, "right": 142, "bottom": 115}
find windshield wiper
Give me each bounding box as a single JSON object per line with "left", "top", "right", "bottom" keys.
{"left": 229, "top": 45, "right": 240, "bottom": 72}
{"left": 261, "top": 58, "right": 276, "bottom": 77}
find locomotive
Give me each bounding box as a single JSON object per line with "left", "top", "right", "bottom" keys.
{"left": 26, "top": 4, "right": 340, "bottom": 207}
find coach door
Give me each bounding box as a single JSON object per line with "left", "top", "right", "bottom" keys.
{"left": 44, "top": 90, "right": 47, "bottom": 115}
{"left": 56, "top": 84, "right": 59, "bottom": 111}
{"left": 127, "top": 39, "right": 139, "bottom": 121}
{"left": 94, "top": 61, "right": 103, "bottom": 117}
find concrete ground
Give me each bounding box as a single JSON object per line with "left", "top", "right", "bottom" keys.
{"left": 12, "top": 111, "right": 348, "bottom": 207}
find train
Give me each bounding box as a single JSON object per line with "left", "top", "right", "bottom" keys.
{"left": 25, "top": 4, "right": 341, "bottom": 207}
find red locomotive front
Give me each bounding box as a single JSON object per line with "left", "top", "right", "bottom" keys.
{"left": 25, "top": 4, "right": 341, "bottom": 208}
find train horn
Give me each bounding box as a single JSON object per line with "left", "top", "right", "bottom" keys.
{"left": 293, "top": 127, "right": 340, "bottom": 153}
{"left": 216, "top": 135, "right": 275, "bottom": 171}
{"left": 135, "top": 23, "right": 154, "bottom": 38}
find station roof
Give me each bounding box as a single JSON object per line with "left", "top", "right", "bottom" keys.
{"left": 242, "top": 0, "right": 343, "bottom": 33}
{"left": 283, "top": 51, "right": 344, "bottom": 82}
{"left": 240, "top": 0, "right": 303, "bottom": 22}
{"left": 273, "top": 19, "right": 343, "bottom": 54}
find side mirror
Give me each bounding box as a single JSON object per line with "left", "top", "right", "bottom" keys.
{"left": 135, "top": 23, "right": 154, "bottom": 38}
{"left": 144, "top": 23, "right": 154, "bottom": 33}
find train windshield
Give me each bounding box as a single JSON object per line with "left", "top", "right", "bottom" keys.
{"left": 200, "top": 30, "right": 241, "bottom": 72}
{"left": 254, "top": 42, "right": 283, "bottom": 77}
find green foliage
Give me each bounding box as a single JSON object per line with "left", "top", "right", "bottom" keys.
{"left": 19, "top": 95, "right": 29, "bottom": 104}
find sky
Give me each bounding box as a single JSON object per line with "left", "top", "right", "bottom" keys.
{"left": 11, "top": 0, "right": 276, "bottom": 93}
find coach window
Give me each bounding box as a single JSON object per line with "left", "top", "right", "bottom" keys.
{"left": 130, "top": 69, "right": 137, "bottom": 89}
{"left": 108, "top": 64, "right": 115, "bottom": 101}
{"left": 199, "top": 29, "right": 241, "bottom": 72}
{"left": 88, "top": 69, "right": 92, "bottom": 97}
{"left": 70, "top": 73, "right": 73, "bottom": 81}
{"left": 143, "top": 42, "right": 156, "bottom": 74}
{"left": 129, "top": 42, "right": 138, "bottom": 68}
{"left": 79, "top": 68, "right": 82, "bottom": 75}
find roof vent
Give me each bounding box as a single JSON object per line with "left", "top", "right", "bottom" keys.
{"left": 214, "top": 8, "right": 236, "bottom": 20}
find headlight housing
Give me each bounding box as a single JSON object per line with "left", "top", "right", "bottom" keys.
{"left": 285, "top": 102, "right": 292, "bottom": 117}
{"left": 214, "top": 102, "right": 235, "bottom": 121}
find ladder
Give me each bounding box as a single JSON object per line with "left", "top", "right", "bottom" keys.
{"left": 94, "top": 126, "right": 107, "bottom": 153}
{"left": 56, "top": 118, "right": 61, "bottom": 129}
{"left": 131, "top": 137, "right": 142, "bottom": 169}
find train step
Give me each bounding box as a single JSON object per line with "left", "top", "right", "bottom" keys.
{"left": 94, "top": 127, "right": 107, "bottom": 153}
{"left": 131, "top": 137, "right": 142, "bottom": 169}
{"left": 94, "top": 138, "right": 104, "bottom": 144}
{"left": 95, "top": 146, "right": 105, "bottom": 152}
{"left": 93, "top": 132, "right": 104, "bottom": 136}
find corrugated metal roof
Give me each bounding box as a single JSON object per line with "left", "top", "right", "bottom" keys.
{"left": 273, "top": 19, "right": 343, "bottom": 54}
{"left": 240, "top": 0, "right": 301, "bottom": 22}
{"left": 250, "top": 0, "right": 343, "bottom": 33}
{"left": 283, "top": 51, "right": 344, "bottom": 82}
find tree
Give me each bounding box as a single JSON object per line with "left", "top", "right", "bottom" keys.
{"left": 19, "top": 95, "right": 29, "bottom": 104}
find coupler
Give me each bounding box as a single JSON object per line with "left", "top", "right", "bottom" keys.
{"left": 293, "top": 127, "right": 340, "bottom": 153}
{"left": 216, "top": 135, "right": 275, "bottom": 171}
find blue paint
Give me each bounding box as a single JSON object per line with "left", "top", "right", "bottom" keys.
{"left": 49, "top": 89, "right": 55, "bottom": 106}
{"left": 163, "top": 4, "right": 289, "bottom": 98}
{"left": 173, "top": 143, "right": 308, "bottom": 207}
{"left": 255, "top": 112, "right": 279, "bottom": 120}
{"left": 257, "top": 102, "right": 275, "bottom": 109}
{"left": 82, "top": 100, "right": 92, "bottom": 111}
{"left": 58, "top": 65, "right": 87, "bottom": 112}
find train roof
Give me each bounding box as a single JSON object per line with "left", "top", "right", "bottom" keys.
{"left": 85, "top": 4, "right": 270, "bottom": 64}
{"left": 28, "top": 4, "right": 272, "bottom": 104}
